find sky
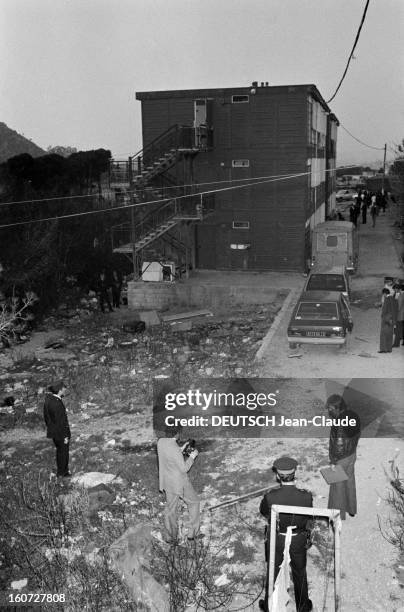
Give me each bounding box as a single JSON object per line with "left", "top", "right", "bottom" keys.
{"left": 1, "top": 0, "right": 403, "bottom": 167}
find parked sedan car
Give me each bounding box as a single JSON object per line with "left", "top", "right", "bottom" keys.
{"left": 287, "top": 291, "right": 353, "bottom": 348}
{"left": 336, "top": 189, "right": 357, "bottom": 202}
{"left": 303, "top": 265, "right": 350, "bottom": 301}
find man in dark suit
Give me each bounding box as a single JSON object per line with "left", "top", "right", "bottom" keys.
{"left": 259, "top": 456, "right": 313, "bottom": 612}
{"left": 43, "top": 380, "right": 71, "bottom": 478}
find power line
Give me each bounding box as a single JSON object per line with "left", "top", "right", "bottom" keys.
{"left": 0, "top": 163, "right": 367, "bottom": 210}
{"left": 339, "top": 122, "right": 385, "bottom": 151}
{"left": 0, "top": 165, "right": 363, "bottom": 230}
{"left": 0, "top": 170, "right": 311, "bottom": 229}
{"left": 327, "top": 0, "right": 371, "bottom": 104}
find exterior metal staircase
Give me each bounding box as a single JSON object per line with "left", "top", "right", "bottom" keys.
{"left": 110, "top": 124, "right": 209, "bottom": 189}
{"left": 109, "top": 124, "right": 214, "bottom": 261}
{"left": 112, "top": 193, "right": 214, "bottom": 255}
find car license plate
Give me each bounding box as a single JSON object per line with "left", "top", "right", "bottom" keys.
{"left": 306, "top": 331, "right": 325, "bottom": 337}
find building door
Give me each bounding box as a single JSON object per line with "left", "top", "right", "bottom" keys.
{"left": 194, "top": 99, "right": 212, "bottom": 148}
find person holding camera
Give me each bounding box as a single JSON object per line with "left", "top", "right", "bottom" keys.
{"left": 157, "top": 425, "right": 201, "bottom": 543}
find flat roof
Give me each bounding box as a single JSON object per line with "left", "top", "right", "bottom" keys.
{"left": 136, "top": 83, "right": 337, "bottom": 120}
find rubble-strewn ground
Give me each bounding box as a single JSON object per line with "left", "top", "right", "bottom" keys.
{"left": 1, "top": 300, "right": 288, "bottom": 609}
{"left": 1, "top": 211, "right": 404, "bottom": 610}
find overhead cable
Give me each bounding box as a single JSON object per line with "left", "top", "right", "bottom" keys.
{"left": 0, "top": 170, "right": 311, "bottom": 229}
{"left": 339, "top": 123, "right": 385, "bottom": 151}
{"left": 0, "top": 165, "right": 364, "bottom": 230}
{"left": 0, "top": 163, "right": 369, "bottom": 209}
{"left": 327, "top": 0, "right": 371, "bottom": 104}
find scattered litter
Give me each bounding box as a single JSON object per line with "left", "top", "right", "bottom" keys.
{"left": 215, "top": 573, "right": 230, "bottom": 586}
{"left": 11, "top": 579, "right": 28, "bottom": 590}
{"left": 105, "top": 337, "right": 114, "bottom": 348}
{"left": 357, "top": 352, "right": 376, "bottom": 358}
{"left": 288, "top": 353, "right": 303, "bottom": 358}
{"left": 162, "top": 309, "right": 213, "bottom": 322}
{"left": 355, "top": 337, "right": 369, "bottom": 343}
{"left": 71, "top": 472, "right": 124, "bottom": 488}
{"left": 170, "top": 320, "right": 192, "bottom": 332}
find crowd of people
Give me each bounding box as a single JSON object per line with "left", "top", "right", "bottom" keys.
{"left": 347, "top": 189, "right": 388, "bottom": 228}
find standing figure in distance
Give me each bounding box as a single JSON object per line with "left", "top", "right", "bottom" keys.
{"left": 392, "top": 284, "right": 404, "bottom": 347}
{"left": 111, "top": 270, "right": 122, "bottom": 309}
{"left": 43, "top": 381, "right": 71, "bottom": 478}
{"left": 157, "top": 425, "right": 201, "bottom": 543}
{"left": 97, "top": 270, "right": 113, "bottom": 313}
{"left": 259, "top": 456, "right": 313, "bottom": 612}
{"left": 326, "top": 394, "right": 360, "bottom": 519}
{"left": 379, "top": 288, "right": 398, "bottom": 353}
{"left": 370, "top": 194, "right": 378, "bottom": 227}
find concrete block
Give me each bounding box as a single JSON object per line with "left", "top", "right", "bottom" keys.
{"left": 139, "top": 310, "right": 161, "bottom": 326}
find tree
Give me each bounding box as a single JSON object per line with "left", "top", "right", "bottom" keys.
{"left": 46, "top": 145, "right": 78, "bottom": 157}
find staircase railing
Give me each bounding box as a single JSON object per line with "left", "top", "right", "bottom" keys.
{"left": 111, "top": 192, "right": 215, "bottom": 252}
{"left": 110, "top": 124, "right": 212, "bottom": 185}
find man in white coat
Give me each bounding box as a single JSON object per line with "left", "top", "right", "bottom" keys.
{"left": 157, "top": 425, "right": 201, "bottom": 542}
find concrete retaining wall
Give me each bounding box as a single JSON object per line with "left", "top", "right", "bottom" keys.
{"left": 127, "top": 280, "right": 281, "bottom": 311}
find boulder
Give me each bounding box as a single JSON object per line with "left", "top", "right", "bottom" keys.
{"left": 139, "top": 310, "right": 161, "bottom": 327}
{"left": 109, "top": 524, "right": 169, "bottom": 611}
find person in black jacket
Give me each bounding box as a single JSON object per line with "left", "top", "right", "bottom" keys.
{"left": 43, "top": 381, "right": 71, "bottom": 477}
{"left": 326, "top": 394, "right": 360, "bottom": 519}
{"left": 259, "top": 457, "right": 313, "bottom": 612}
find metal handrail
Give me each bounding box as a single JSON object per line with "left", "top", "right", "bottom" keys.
{"left": 110, "top": 124, "right": 213, "bottom": 185}
{"left": 111, "top": 193, "right": 215, "bottom": 251}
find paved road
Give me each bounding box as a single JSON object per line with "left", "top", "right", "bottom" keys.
{"left": 256, "top": 211, "right": 404, "bottom": 378}
{"left": 255, "top": 210, "right": 404, "bottom": 611}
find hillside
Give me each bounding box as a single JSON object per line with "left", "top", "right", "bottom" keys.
{"left": 0, "top": 122, "right": 45, "bottom": 163}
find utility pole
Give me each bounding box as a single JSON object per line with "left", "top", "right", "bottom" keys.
{"left": 382, "top": 143, "right": 387, "bottom": 192}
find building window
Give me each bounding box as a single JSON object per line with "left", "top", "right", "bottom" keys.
{"left": 232, "top": 159, "right": 250, "bottom": 168}
{"left": 232, "top": 221, "right": 250, "bottom": 229}
{"left": 230, "top": 244, "right": 250, "bottom": 250}
{"left": 232, "top": 95, "right": 249, "bottom": 103}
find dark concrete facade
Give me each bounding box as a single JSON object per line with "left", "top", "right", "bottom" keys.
{"left": 136, "top": 84, "right": 338, "bottom": 272}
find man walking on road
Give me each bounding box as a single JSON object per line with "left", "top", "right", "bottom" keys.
{"left": 327, "top": 394, "right": 360, "bottom": 520}
{"left": 157, "top": 425, "right": 201, "bottom": 543}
